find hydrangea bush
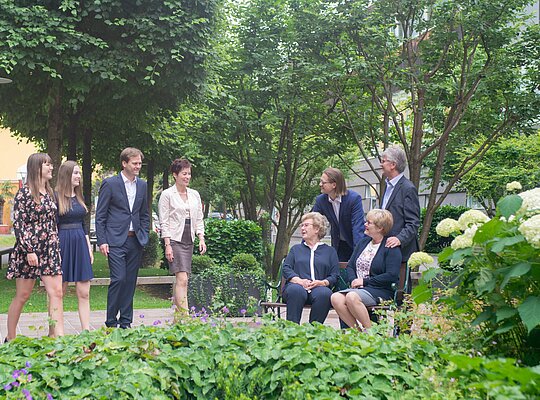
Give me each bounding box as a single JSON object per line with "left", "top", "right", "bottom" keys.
{"left": 418, "top": 186, "right": 540, "bottom": 362}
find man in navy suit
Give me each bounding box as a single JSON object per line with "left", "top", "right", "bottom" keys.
{"left": 313, "top": 167, "right": 365, "bottom": 262}
{"left": 379, "top": 146, "right": 420, "bottom": 263}
{"left": 96, "top": 147, "right": 150, "bottom": 328}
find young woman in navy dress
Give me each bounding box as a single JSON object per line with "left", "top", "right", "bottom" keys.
{"left": 6, "top": 153, "right": 64, "bottom": 341}
{"left": 56, "top": 161, "right": 94, "bottom": 330}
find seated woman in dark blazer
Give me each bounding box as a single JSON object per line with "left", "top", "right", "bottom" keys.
{"left": 282, "top": 212, "right": 339, "bottom": 324}
{"left": 331, "top": 209, "right": 401, "bottom": 330}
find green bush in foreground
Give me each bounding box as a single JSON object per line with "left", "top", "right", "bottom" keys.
{"left": 1, "top": 320, "right": 538, "bottom": 399}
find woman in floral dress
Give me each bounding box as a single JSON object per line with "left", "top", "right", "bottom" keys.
{"left": 5, "top": 153, "right": 64, "bottom": 341}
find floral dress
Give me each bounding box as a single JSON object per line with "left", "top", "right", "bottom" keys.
{"left": 6, "top": 186, "right": 62, "bottom": 280}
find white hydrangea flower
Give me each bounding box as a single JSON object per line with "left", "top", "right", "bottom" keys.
{"left": 450, "top": 225, "right": 478, "bottom": 250}
{"left": 518, "top": 214, "right": 540, "bottom": 249}
{"left": 457, "top": 210, "right": 489, "bottom": 230}
{"left": 518, "top": 187, "right": 540, "bottom": 217}
{"left": 436, "top": 218, "right": 461, "bottom": 237}
{"left": 408, "top": 252, "right": 434, "bottom": 269}
{"left": 506, "top": 181, "right": 522, "bottom": 192}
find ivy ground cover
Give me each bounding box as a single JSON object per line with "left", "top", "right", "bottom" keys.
{"left": 1, "top": 320, "right": 538, "bottom": 399}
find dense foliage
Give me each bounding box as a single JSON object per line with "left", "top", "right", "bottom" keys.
{"left": 0, "top": 321, "right": 538, "bottom": 399}
{"left": 201, "top": 219, "right": 263, "bottom": 265}
{"left": 417, "top": 189, "right": 540, "bottom": 363}
{"left": 190, "top": 255, "right": 218, "bottom": 275}
{"left": 420, "top": 205, "right": 470, "bottom": 253}
{"left": 141, "top": 230, "right": 160, "bottom": 268}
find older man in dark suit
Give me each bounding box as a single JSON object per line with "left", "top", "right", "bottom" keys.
{"left": 96, "top": 147, "right": 150, "bottom": 328}
{"left": 379, "top": 146, "right": 420, "bottom": 262}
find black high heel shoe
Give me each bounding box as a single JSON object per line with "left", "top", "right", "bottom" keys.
{"left": 3, "top": 337, "right": 8, "bottom": 344}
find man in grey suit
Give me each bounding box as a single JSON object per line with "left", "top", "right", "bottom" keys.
{"left": 96, "top": 147, "right": 150, "bottom": 328}
{"left": 379, "top": 146, "right": 420, "bottom": 263}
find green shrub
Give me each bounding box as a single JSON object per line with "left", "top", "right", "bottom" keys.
{"left": 191, "top": 254, "right": 217, "bottom": 275}
{"left": 141, "top": 230, "right": 160, "bottom": 267}
{"left": 416, "top": 191, "right": 540, "bottom": 364}
{"left": 189, "top": 263, "right": 264, "bottom": 317}
{"left": 229, "top": 253, "right": 263, "bottom": 275}
{"left": 1, "top": 322, "right": 538, "bottom": 399}
{"left": 198, "top": 219, "right": 263, "bottom": 265}
{"left": 420, "top": 205, "right": 470, "bottom": 253}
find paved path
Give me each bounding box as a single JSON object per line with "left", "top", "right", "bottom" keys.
{"left": 0, "top": 308, "right": 341, "bottom": 339}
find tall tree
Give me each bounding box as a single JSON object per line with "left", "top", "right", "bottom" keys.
{"left": 309, "top": 0, "right": 540, "bottom": 248}
{"left": 0, "top": 0, "right": 220, "bottom": 192}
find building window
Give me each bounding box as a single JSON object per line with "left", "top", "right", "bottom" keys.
{"left": 364, "top": 184, "right": 379, "bottom": 210}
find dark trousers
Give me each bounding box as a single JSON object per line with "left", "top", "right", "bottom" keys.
{"left": 106, "top": 237, "right": 142, "bottom": 328}
{"left": 283, "top": 283, "right": 332, "bottom": 324}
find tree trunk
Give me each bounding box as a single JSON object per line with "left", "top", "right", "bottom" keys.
{"left": 82, "top": 128, "right": 93, "bottom": 230}
{"left": 67, "top": 112, "right": 79, "bottom": 161}
{"left": 146, "top": 158, "right": 155, "bottom": 229}
{"left": 162, "top": 169, "right": 169, "bottom": 190}
{"left": 46, "top": 82, "right": 63, "bottom": 185}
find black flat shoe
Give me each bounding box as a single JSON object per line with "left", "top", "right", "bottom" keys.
{"left": 3, "top": 338, "right": 8, "bottom": 344}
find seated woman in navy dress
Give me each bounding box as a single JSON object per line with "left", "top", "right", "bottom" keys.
{"left": 282, "top": 212, "right": 339, "bottom": 324}
{"left": 331, "top": 209, "right": 401, "bottom": 331}
{"left": 56, "top": 161, "right": 94, "bottom": 331}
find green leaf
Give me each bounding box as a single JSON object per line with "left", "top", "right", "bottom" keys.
{"left": 495, "top": 307, "right": 518, "bottom": 322}
{"left": 501, "top": 262, "right": 531, "bottom": 289}
{"left": 496, "top": 195, "right": 523, "bottom": 218}
{"left": 518, "top": 296, "right": 540, "bottom": 333}
{"left": 474, "top": 269, "right": 496, "bottom": 295}
{"left": 437, "top": 246, "right": 454, "bottom": 262}
{"left": 490, "top": 235, "right": 524, "bottom": 253}
{"left": 472, "top": 309, "right": 493, "bottom": 326}
{"left": 412, "top": 282, "right": 432, "bottom": 304}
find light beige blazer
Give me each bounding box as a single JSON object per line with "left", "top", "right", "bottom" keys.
{"left": 158, "top": 186, "right": 204, "bottom": 242}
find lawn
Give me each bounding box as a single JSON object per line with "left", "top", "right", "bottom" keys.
{"left": 0, "top": 235, "right": 15, "bottom": 248}
{"left": 0, "top": 251, "right": 172, "bottom": 313}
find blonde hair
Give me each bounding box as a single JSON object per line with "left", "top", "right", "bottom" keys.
{"left": 26, "top": 153, "right": 54, "bottom": 203}
{"left": 366, "top": 209, "right": 394, "bottom": 236}
{"left": 56, "top": 161, "right": 88, "bottom": 215}
{"left": 302, "top": 212, "right": 330, "bottom": 239}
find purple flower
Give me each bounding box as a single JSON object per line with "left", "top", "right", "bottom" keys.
{"left": 12, "top": 370, "right": 20, "bottom": 379}
{"left": 153, "top": 320, "right": 161, "bottom": 326}
{"left": 47, "top": 394, "right": 54, "bottom": 400}
{"left": 3, "top": 383, "right": 12, "bottom": 391}
{"left": 27, "top": 374, "right": 32, "bottom": 381}
{"left": 211, "top": 322, "right": 217, "bottom": 327}
{"left": 222, "top": 306, "right": 229, "bottom": 314}
{"left": 21, "top": 368, "right": 28, "bottom": 375}
{"left": 200, "top": 316, "right": 207, "bottom": 323}
{"left": 25, "top": 361, "right": 31, "bottom": 368}
{"left": 22, "top": 388, "right": 31, "bottom": 399}
{"left": 139, "top": 314, "right": 145, "bottom": 318}
{"left": 190, "top": 306, "right": 196, "bottom": 311}
{"left": 240, "top": 308, "right": 247, "bottom": 315}
{"left": 12, "top": 381, "right": 20, "bottom": 387}
{"left": 201, "top": 307, "right": 206, "bottom": 313}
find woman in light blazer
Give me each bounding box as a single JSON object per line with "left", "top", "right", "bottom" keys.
{"left": 158, "top": 158, "right": 206, "bottom": 314}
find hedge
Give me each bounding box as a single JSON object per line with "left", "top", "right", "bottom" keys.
{"left": 1, "top": 321, "right": 538, "bottom": 399}
{"left": 420, "top": 205, "right": 470, "bottom": 253}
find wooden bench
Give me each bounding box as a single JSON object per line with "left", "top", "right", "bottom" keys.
{"left": 260, "top": 260, "right": 410, "bottom": 321}
{"left": 0, "top": 246, "right": 13, "bottom": 268}
{"left": 40, "top": 275, "right": 176, "bottom": 287}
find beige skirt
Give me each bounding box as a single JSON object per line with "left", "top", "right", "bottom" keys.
{"left": 169, "top": 219, "right": 193, "bottom": 274}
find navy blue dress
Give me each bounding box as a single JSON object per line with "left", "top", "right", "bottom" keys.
{"left": 58, "top": 197, "right": 93, "bottom": 282}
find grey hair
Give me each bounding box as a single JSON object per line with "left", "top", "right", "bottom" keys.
{"left": 302, "top": 212, "right": 330, "bottom": 239}
{"left": 381, "top": 146, "right": 407, "bottom": 173}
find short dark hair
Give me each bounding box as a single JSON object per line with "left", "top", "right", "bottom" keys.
{"left": 120, "top": 147, "right": 143, "bottom": 166}
{"left": 170, "top": 158, "right": 191, "bottom": 174}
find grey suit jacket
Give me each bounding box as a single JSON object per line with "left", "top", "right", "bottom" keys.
{"left": 381, "top": 176, "right": 420, "bottom": 261}
{"left": 95, "top": 174, "right": 150, "bottom": 247}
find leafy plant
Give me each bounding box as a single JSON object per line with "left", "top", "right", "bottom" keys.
{"left": 198, "top": 219, "right": 263, "bottom": 265}
{"left": 420, "top": 205, "right": 470, "bottom": 253}
{"left": 415, "top": 188, "right": 540, "bottom": 363}
{"left": 229, "top": 253, "right": 263, "bottom": 275}
{"left": 191, "top": 255, "right": 217, "bottom": 275}
{"left": 0, "top": 321, "right": 539, "bottom": 399}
